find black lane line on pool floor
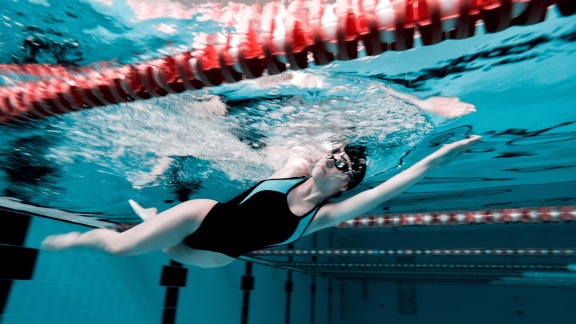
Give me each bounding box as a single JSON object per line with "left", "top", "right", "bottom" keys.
{"left": 0, "top": 210, "right": 36, "bottom": 315}
{"left": 161, "top": 260, "right": 187, "bottom": 324}
{"left": 241, "top": 262, "right": 254, "bottom": 324}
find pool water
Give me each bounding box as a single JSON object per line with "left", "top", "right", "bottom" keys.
{"left": 0, "top": 1, "right": 574, "bottom": 224}
{"left": 1, "top": 1, "right": 576, "bottom": 324}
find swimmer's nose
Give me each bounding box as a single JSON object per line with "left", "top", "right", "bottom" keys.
{"left": 325, "top": 157, "right": 335, "bottom": 168}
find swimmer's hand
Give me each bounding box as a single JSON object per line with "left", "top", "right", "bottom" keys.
{"left": 425, "top": 136, "right": 482, "bottom": 168}
{"left": 267, "top": 145, "right": 317, "bottom": 179}
{"left": 414, "top": 96, "right": 476, "bottom": 118}
{"left": 387, "top": 87, "right": 476, "bottom": 118}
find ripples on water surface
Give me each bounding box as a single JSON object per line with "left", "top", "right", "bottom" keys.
{"left": 0, "top": 1, "right": 575, "bottom": 223}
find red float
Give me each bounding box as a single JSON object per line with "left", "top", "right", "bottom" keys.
{"left": 0, "top": 0, "right": 570, "bottom": 124}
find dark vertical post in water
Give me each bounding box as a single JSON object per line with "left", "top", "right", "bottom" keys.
{"left": 160, "top": 260, "right": 188, "bottom": 324}
{"left": 241, "top": 262, "right": 254, "bottom": 324}
{"left": 285, "top": 243, "right": 295, "bottom": 324}
{"left": 396, "top": 282, "right": 417, "bottom": 315}
{"left": 310, "top": 233, "right": 318, "bottom": 324}
{"left": 285, "top": 271, "right": 293, "bottom": 324}
{"left": 310, "top": 276, "right": 317, "bottom": 324}
{"left": 0, "top": 210, "right": 37, "bottom": 316}
{"left": 327, "top": 231, "right": 334, "bottom": 323}
{"left": 396, "top": 256, "right": 417, "bottom": 315}
{"left": 327, "top": 280, "right": 333, "bottom": 324}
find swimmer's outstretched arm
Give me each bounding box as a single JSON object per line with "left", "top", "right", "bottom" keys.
{"left": 388, "top": 88, "right": 476, "bottom": 118}
{"left": 314, "top": 136, "right": 482, "bottom": 229}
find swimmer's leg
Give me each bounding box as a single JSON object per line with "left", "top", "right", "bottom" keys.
{"left": 125, "top": 200, "right": 235, "bottom": 267}
{"left": 41, "top": 199, "right": 217, "bottom": 257}
{"left": 163, "top": 243, "right": 235, "bottom": 268}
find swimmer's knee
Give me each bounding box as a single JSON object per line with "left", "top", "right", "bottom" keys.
{"left": 105, "top": 244, "right": 130, "bottom": 256}
{"left": 105, "top": 239, "right": 138, "bottom": 256}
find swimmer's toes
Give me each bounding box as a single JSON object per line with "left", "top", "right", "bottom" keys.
{"left": 129, "top": 199, "right": 157, "bottom": 221}
{"left": 41, "top": 232, "right": 81, "bottom": 251}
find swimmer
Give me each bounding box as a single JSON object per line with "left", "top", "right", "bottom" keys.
{"left": 42, "top": 132, "right": 481, "bottom": 268}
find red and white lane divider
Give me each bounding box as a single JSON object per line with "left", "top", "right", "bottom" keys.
{"left": 1, "top": 0, "right": 574, "bottom": 124}
{"left": 251, "top": 248, "right": 576, "bottom": 256}
{"left": 336, "top": 205, "right": 576, "bottom": 228}
{"left": 268, "top": 262, "right": 569, "bottom": 270}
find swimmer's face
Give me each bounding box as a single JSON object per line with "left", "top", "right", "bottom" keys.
{"left": 312, "top": 144, "right": 352, "bottom": 188}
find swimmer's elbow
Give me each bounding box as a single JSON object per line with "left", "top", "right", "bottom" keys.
{"left": 281, "top": 156, "right": 312, "bottom": 177}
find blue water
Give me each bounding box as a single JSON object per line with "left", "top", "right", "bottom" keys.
{"left": 0, "top": 0, "right": 575, "bottom": 227}
{"left": 0, "top": 3, "right": 576, "bottom": 324}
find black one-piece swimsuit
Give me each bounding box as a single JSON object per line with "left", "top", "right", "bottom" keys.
{"left": 182, "top": 177, "right": 324, "bottom": 258}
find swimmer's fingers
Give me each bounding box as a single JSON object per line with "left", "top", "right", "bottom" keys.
{"left": 426, "top": 135, "right": 481, "bottom": 167}
{"left": 449, "top": 135, "right": 482, "bottom": 152}
{"left": 457, "top": 102, "right": 476, "bottom": 114}
{"left": 418, "top": 96, "right": 476, "bottom": 118}
{"left": 465, "top": 135, "right": 482, "bottom": 143}
{"left": 437, "top": 102, "right": 476, "bottom": 118}
{"left": 450, "top": 135, "right": 481, "bottom": 145}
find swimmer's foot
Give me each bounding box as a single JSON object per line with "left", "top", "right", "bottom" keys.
{"left": 129, "top": 199, "right": 158, "bottom": 221}
{"left": 41, "top": 232, "right": 81, "bottom": 251}
{"left": 415, "top": 96, "right": 476, "bottom": 118}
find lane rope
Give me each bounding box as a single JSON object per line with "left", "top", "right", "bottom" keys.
{"left": 335, "top": 205, "right": 576, "bottom": 228}
{"left": 1, "top": 0, "right": 574, "bottom": 123}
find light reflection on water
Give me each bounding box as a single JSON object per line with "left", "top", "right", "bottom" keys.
{"left": 0, "top": 71, "right": 434, "bottom": 215}
{"left": 52, "top": 72, "right": 432, "bottom": 183}
{"left": 0, "top": 1, "right": 575, "bottom": 220}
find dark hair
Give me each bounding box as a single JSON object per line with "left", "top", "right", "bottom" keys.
{"left": 344, "top": 144, "right": 367, "bottom": 191}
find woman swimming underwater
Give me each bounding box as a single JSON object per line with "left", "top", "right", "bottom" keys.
{"left": 42, "top": 95, "right": 480, "bottom": 268}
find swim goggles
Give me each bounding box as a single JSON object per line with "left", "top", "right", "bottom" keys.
{"left": 326, "top": 154, "right": 350, "bottom": 174}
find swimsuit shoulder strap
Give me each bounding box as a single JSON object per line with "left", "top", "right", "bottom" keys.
{"left": 239, "top": 177, "right": 307, "bottom": 205}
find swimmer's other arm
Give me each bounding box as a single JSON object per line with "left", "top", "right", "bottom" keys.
{"left": 388, "top": 87, "right": 476, "bottom": 118}
{"left": 268, "top": 145, "right": 319, "bottom": 179}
